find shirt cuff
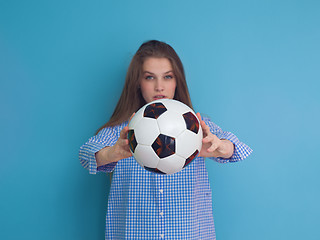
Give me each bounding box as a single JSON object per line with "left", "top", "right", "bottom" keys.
{"left": 97, "top": 162, "right": 117, "bottom": 172}
{"left": 79, "top": 142, "right": 117, "bottom": 174}
{"left": 212, "top": 131, "right": 253, "bottom": 163}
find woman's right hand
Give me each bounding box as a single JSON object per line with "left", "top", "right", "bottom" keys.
{"left": 96, "top": 126, "right": 132, "bottom": 167}
{"left": 110, "top": 126, "right": 133, "bottom": 161}
{"left": 95, "top": 114, "right": 135, "bottom": 167}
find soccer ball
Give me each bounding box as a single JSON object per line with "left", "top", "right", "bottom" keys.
{"left": 127, "top": 99, "right": 203, "bottom": 175}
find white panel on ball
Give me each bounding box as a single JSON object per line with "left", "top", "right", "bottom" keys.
{"left": 134, "top": 145, "right": 160, "bottom": 168}
{"left": 198, "top": 125, "right": 203, "bottom": 146}
{"left": 176, "top": 130, "right": 202, "bottom": 159}
{"left": 157, "top": 111, "right": 186, "bottom": 138}
{"left": 134, "top": 118, "right": 160, "bottom": 145}
{"left": 128, "top": 106, "right": 145, "bottom": 129}
{"left": 162, "top": 99, "right": 193, "bottom": 115}
{"left": 157, "top": 154, "right": 185, "bottom": 175}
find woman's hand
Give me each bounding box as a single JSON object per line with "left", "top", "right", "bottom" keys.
{"left": 96, "top": 126, "right": 132, "bottom": 166}
{"left": 196, "top": 113, "right": 234, "bottom": 159}
{"left": 96, "top": 114, "right": 135, "bottom": 167}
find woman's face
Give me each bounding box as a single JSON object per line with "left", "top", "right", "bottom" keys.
{"left": 140, "top": 57, "right": 177, "bottom": 103}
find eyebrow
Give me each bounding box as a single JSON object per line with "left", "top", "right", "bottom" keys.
{"left": 143, "top": 70, "right": 174, "bottom": 75}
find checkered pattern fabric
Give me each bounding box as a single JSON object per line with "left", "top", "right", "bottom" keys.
{"left": 79, "top": 116, "right": 252, "bottom": 239}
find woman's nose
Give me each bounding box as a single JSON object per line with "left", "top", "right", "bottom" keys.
{"left": 155, "top": 79, "right": 164, "bottom": 91}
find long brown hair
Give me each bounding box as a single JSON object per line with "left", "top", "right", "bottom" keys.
{"left": 96, "top": 40, "right": 193, "bottom": 134}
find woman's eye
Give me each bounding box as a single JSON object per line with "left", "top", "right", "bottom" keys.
{"left": 145, "top": 76, "right": 154, "bottom": 80}
{"left": 164, "top": 75, "right": 173, "bottom": 79}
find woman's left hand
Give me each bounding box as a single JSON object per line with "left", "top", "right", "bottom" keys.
{"left": 196, "top": 113, "right": 234, "bottom": 159}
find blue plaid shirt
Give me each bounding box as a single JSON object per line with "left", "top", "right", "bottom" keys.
{"left": 79, "top": 116, "right": 252, "bottom": 239}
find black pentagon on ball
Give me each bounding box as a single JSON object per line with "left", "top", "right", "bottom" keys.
{"left": 144, "top": 102, "right": 167, "bottom": 119}
{"left": 127, "top": 129, "right": 137, "bottom": 153}
{"left": 183, "top": 112, "right": 199, "bottom": 134}
{"left": 144, "top": 166, "right": 166, "bottom": 174}
{"left": 152, "top": 134, "right": 175, "bottom": 159}
{"left": 183, "top": 150, "right": 199, "bottom": 168}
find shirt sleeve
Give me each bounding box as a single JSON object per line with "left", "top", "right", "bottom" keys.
{"left": 79, "top": 126, "right": 119, "bottom": 174}
{"left": 202, "top": 116, "right": 253, "bottom": 163}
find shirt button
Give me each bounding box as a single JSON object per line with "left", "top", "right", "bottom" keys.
{"left": 160, "top": 211, "right": 164, "bottom": 216}
{"left": 160, "top": 233, "right": 164, "bottom": 238}
{"left": 159, "top": 189, "right": 163, "bottom": 193}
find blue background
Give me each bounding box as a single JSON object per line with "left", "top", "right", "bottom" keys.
{"left": 1, "top": 0, "right": 319, "bottom": 239}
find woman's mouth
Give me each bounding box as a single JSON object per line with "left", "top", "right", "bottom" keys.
{"left": 153, "top": 95, "right": 166, "bottom": 100}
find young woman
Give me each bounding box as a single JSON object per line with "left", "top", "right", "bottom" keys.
{"left": 79, "top": 40, "right": 252, "bottom": 239}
